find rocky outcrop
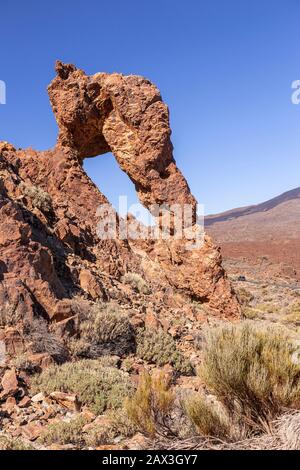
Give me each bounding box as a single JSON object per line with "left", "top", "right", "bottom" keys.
{"left": 0, "top": 62, "right": 239, "bottom": 325}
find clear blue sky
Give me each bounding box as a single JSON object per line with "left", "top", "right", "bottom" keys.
{"left": 1, "top": 0, "right": 300, "bottom": 214}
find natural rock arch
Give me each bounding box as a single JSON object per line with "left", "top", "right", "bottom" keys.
{"left": 48, "top": 61, "right": 197, "bottom": 218}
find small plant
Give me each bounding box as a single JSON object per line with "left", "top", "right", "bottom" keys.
{"left": 0, "top": 436, "right": 34, "bottom": 450}
{"left": 122, "top": 272, "right": 151, "bottom": 295}
{"left": 20, "top": 182, "right": 52, "bottom": 213}
{"left": 236, "top": 287, "right": 254, "bottom": 306}
{"left": 24, "top": 318, "right": 69, "bottom": 363}
{"left": 126, "top": 371, "right": 175, "bottom": 437}
{"left": 84, "top": 409, "right": 137, "bottom": 447}
{"left": 242, "top": 306, "right": 264, "bottom": 320}
{"left": 31, "top": 359, "right": 133, "bottom": 415}
{"left": 137, "top": 327, "right": 193, "bottom": 376}
{"left": 40, "top": 416, "right": 87, "bottom": 447}
{"left": 184, "top": 393, "right": 229, "bottom": 439}
{"left": 71, "top": 302, "right": 135, "bottom": 357}
{"left": 199, "top": 322, "right": 300, "bottom": 432}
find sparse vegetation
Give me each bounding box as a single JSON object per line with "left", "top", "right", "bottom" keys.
{"left": 122, "top": 272, "right": 151, "bottom": 295}
{"left": 255, "top": 302, "right": 279, "bottom": 314}
{"left": 31, "top": 359, "right": 133, "bottom": 415}
{"left": 199, "top": 322, "right": 300, "bottom": 432}
{"left": 20, "top": 182, "right": 52, "bottom": 213}
{"left": 136, "top": 327, "right": 193, "bottom": 376}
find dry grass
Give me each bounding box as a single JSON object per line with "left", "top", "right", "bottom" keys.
{"left": 126, "top": 371, "right": 175, "bottom": 438}
{"left": 282, "top": 301, "right": 300, "bottom": 324}
{"left": 184, "top": 393, "right": 230, "bottom": 439}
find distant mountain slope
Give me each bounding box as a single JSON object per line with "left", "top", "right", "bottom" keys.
{"left": 205, "top": 187, "right": 300, "bottom": 278}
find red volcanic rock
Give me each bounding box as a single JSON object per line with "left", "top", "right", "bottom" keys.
{"left": 0, "top": 62, "right": 239, "bottom": 322}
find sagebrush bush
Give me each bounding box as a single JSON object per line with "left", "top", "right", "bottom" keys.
{"left": 137, "top": 327, "right": 193, "bottom": 376}
{"left": 70, "top": 302, "right": 135, "bottom": 358}
{"left": 122, "top": 272, "right": 151, "bottom": 295}
{"left": 199, "top": 322, "right": 300, "bottom": 431}
{"left": 31, "top": 359, "right": 133, "bottom": 415}
{"left": 40, "top": 416, "right": 87, "bottom": 446}
{"left": 20, "top": 182, "right": 52, "bottom": 213}
{"left": 84, "top": 409, "right": 137, "bottom": 447}
{"left": 0, "top": 436, "right": 33, "bottom": 450}
{"left": 126, "top": 371, "right": 175, "bottom": 437}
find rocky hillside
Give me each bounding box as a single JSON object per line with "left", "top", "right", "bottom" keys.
{"left": 206, "top": 187, "right": 300, "bottom": 279}
{"left": 0, "top": 62, "right": 241, "bottom": 449}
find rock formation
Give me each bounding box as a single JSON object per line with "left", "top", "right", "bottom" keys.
{"left": 0, "top": 61, "right": 239, "bottom": 325}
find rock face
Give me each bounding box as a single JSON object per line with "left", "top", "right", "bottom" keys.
{"left": 0, "top": 61, "right": 239, "bottom": 324}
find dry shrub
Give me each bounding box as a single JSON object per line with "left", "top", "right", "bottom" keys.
{"left": 199, "top": 322, "right": 300, "bottom": 432}
{"left": 137, "top": 327, "right": 193, "bottom": 376}
{"left": 236, "top": 287, "right": 254, "bottom": 306}
{"left": 70, "top": 302, "right": 135, "bottom": 358}
{"left": 126, "top": 371, "right": 175, "bottom": 438}
{"left": 20, "top": 182, "right": 52, "bottom": 213}
{"left": 282, "top": 301, "right": 300, "bottom": 324}
{"left": 0, "top": 302, "right": 23, "bottom": 327}
{"left": 122, "top": 272, "right": 151, "bottom": 295}
{"left": 24, "top": 318, "right": 69, "bottom": 363}
{"left": 31, "top": 359, "right": 133, "bottom": 415}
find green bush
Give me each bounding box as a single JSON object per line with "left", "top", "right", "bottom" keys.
{"left": 122, "top": 272, "right": 151, "bottom": 295}
{"left": 20, "top": 182, "right": 52, "bottom": 213}
{"left": 0, "top": 436, "right": 34, "bottom": 450}
{"left": 199, "top": 322, "right": 300, "bottom": 431}
{"left": 137, "top": 327, "right": 193, "bottom": 376}
{"left": 40, "top": 416, "right": 87, "bottom": 446}
{"left": 31, "top": 359, "right": 133, "bottom": 415}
